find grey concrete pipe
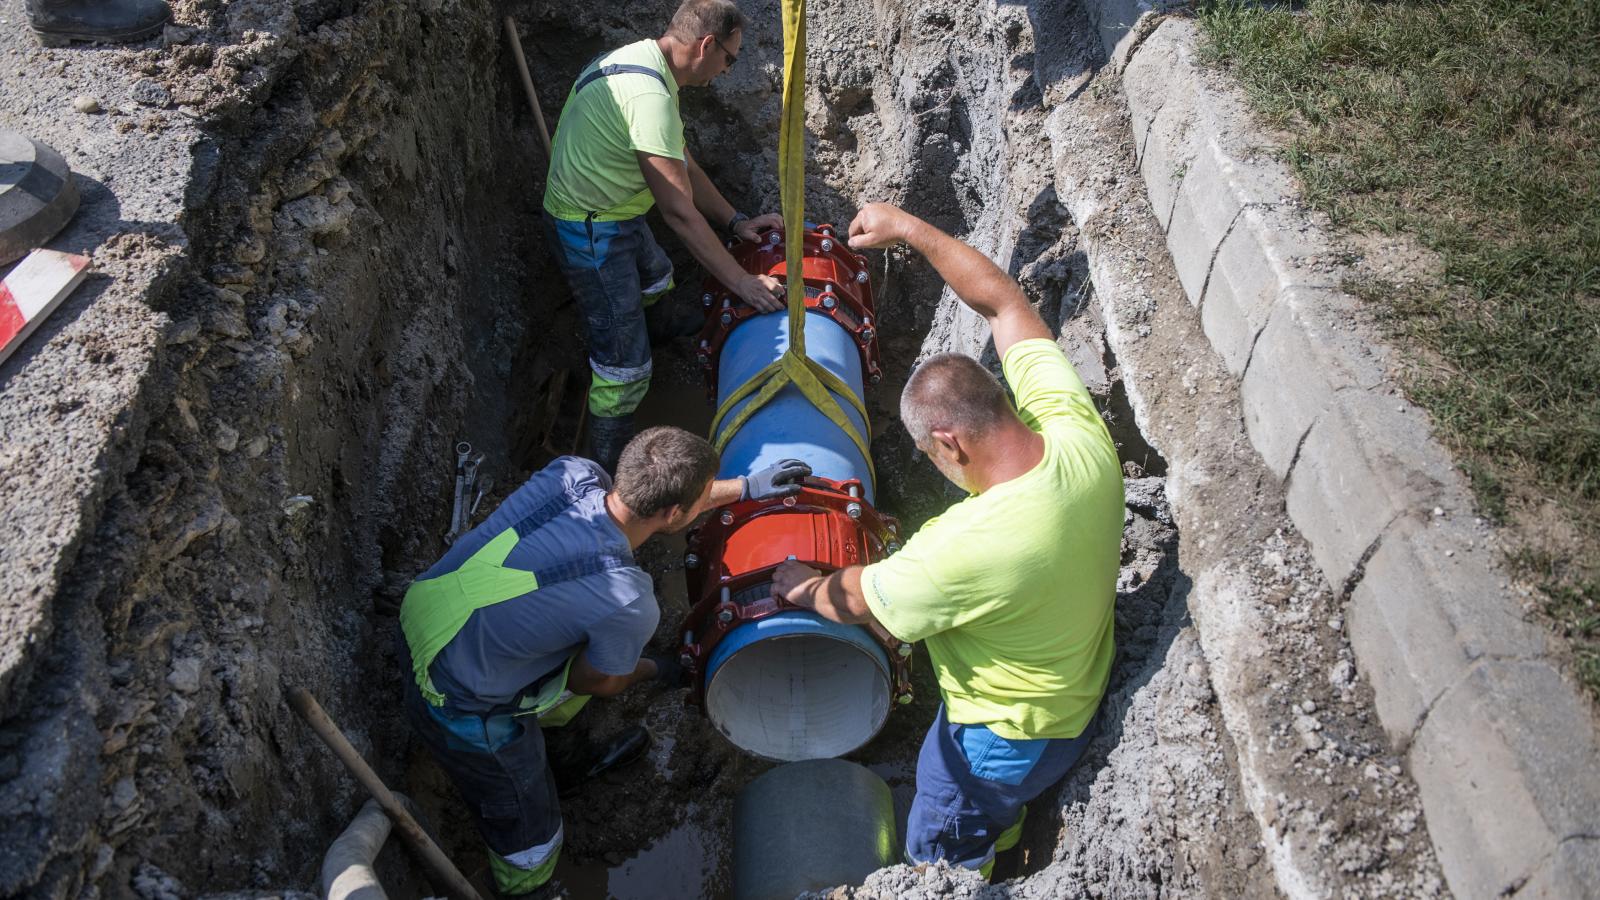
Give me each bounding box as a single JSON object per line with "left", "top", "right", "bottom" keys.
{"left": 732, "top": 759, "right": 897, "bottom": 899}
{"left": 320, "top": 796, "right": 412, "bottom": 900}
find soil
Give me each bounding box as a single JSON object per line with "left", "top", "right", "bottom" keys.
{"left": 0, "top": 0, "right": 1453, "bottom": 896}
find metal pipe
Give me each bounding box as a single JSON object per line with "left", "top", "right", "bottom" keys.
{"left": 732, "top": 759, "right": 896, "bottom": 899}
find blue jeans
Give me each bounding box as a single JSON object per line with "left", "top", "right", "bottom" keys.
{"left": 905, "top": 704, "right": 1097, "bottom": 872}
{"left": 542, "top": 211, "right": 674, "bottom": 417}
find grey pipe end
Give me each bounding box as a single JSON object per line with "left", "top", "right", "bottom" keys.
{"left": 733, "top": 759, "right": 896, "bottom": 900}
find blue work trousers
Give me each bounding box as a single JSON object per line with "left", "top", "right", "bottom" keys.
{"left": 906, "top": 704, "right": 1097, "bottom": 872}
{"left": 541, "top": 211, "right": 674, "bottom": 417}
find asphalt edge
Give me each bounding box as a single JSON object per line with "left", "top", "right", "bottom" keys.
{"left": 1091, "top": 13, "right": 1600, "bottom": 897}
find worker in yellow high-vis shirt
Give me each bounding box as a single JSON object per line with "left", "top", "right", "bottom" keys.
{"left": 543, "top": 0, "right": 785, "bottom": 474}
{"left": 773, "top": 202, "right": 1125, "bottom": 878}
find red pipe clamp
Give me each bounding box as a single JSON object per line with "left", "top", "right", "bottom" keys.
{"left": 694, "top": 224, "right": 883, "bottom": 398}
{"left": 678, "top": 475, "right": 914, "bottom": 707}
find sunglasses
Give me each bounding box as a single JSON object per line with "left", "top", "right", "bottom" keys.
{"left": 713, "top": 36, "right": 738, "bottom": 67}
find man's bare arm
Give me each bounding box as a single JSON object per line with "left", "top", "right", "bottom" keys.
{"left": 772, "top": 561, "right": 876, "bottom": 625}
{"left": 567, "top": 649, "right": 656, "bottom": 698}
{"left": 708, "top": 477, "right": 745, "bottom": 507}
{"left": 848, "top": 203, "right": 1052, "bottom": 358}
{"left": 684, "top": 149, "right": 783, "bottom": 243}
{"left": 639, "top": 152, "right": 783, "bottom": 312}
{"left": 684, "top": 149, "right": 736, "bottom": 232}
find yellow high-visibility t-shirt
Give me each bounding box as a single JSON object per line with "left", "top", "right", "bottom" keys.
{"left": 544, "top": 40, "right": 684, "bottom": 222}
{"left": 861, "top": 339, "right": 1123, "bottom": 740}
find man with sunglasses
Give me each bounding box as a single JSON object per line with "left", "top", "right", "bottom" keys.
{"left": 544, "top": 0, "right": 784, "bottom": 475}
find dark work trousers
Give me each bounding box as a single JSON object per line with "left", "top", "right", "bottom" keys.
{"left": 402, "top": 681, "right": 564, "bottom": 892}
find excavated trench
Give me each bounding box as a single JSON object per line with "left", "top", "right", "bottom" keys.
{"left": 0, "top": 0, "right": 1295, "bottom": 897}
{"left": 373, "top": 1, "right": 1267, "bottom": 896}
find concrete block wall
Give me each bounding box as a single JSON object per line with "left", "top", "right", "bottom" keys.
{"left": 1107, "top": 16, "right": 1600, "bottom": 899}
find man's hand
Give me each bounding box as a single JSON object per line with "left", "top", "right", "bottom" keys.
{"left": 732, "top": 272, "right": 785, "bottom": 313}
{"left": 642, "top": 652, "right": 687, "bottom": 689}
{"left": 773, "top": 562, "right": 876, "bottom": 624}
{"left": 848, "top": 200, "right": 1050, "bottom": 358}
{"left": 772, "top": 560, "right": 822, "bottom": 607}
{"left": 734, "top": 212, "right": 784, "bottom": 243}
{"left": 742, "top": 458, "right": 812, "bottom": 501}
{"left": 847, "top": 203, "right": 918, "bottom": 249}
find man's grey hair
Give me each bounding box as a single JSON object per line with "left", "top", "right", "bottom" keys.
{"left": 666, "top": 0, "right": 747, "bottom": 43}
{"left": 899, "top": 353, "right": 1016, "bottom": 447}
{"left": 614, "top": 426, "right": 720, "bottom": 518}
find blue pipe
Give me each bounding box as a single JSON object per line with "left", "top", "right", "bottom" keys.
{"left": 704, "top": 305, "right": 890, "bottom": 761}
{"left": 704, "top": 612, "right": 894, "bottom": 761}
{"left": 706, "top": 611, "right": 892, "bottom": 682}
{"left": 713, "top": 309, "right": 874, "bottom": 504}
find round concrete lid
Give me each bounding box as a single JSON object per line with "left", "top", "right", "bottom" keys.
{"left": 1, "top": 129, "right": 81, "bottom": 267}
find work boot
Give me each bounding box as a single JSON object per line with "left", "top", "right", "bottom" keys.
{"left": 644, "top": 297, "right": 705, "bottom": 345}
{"left": 25, "top": 0, "right": 170, "bottom": 46}
{"left": 548, "top": 725, "right": 651, "bottom": 798}
{"left": 586, "top": 412, "right": 635, "bottom": 476}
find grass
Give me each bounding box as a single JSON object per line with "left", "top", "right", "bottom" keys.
{"left": 1196, "top": 0, "right": 1600, "bottom": 694}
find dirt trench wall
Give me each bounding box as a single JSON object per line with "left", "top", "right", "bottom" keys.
{"left": 0, "top": 0, "right": 557, "bottom": 894}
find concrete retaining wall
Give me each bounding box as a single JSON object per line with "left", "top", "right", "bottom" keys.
{"left": 1104, "top": 16, "right": 1600, "bottom": 898}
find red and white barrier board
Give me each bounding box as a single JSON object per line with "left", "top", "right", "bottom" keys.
{"left": 0, "top": 249, "right": 91, "bottom": 368}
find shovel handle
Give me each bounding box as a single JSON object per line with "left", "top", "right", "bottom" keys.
{"left": 504, "top": 16, "right": 553, "bottom": 158}
{"left": 287, "top": 687, "right": 485, "bottom": 900}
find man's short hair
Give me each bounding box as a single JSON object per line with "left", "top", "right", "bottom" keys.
{"left": 900, "top": 353, "right": 1015, "bottom": 447}
{"left": 666, "top": 0, "right": 747, "bottom": 43}
{"left": 613, "top": 426, "right": 720, "bottom": 518}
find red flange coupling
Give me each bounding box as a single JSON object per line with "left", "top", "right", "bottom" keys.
{"left": 677, "top": 476, "right": 914, "bottom": 707}
{"left": 693, "top": 224, "right": 882, "bottom": 399}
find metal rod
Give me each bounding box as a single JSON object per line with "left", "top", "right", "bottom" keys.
{"left": 503, "top": 16, "right": 553, "bottom": 159}
{"left": 287, "top": 688, "right": 486, "bottom": 900}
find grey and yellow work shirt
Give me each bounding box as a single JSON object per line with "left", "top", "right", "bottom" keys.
{"left": 401, "top": 456, "right": 658, "bottom": 714}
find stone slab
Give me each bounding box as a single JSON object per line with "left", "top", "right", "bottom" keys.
{"left": 1201, "top": 205, "right": 1337, "bottom": 376}
{"left": 1164, "top": 136, "right": 1234, "bottom": 303}
{"left": 1105, "top": 12, "right": 1600, "bottom": 900}
{"left": 1119, "top": 12, "right": 1181, "bottom": 140}
{"left": 1411, "top": 660, "right": 1600, "bottom": 896}
{"left": 1289, "top": 373, "right": 1462, "bottom": 588}
{"left": 1168, "top": 141, "right": 1292, "bottom": 307}
{"left": 1238, "top": 286, "right": 1370, "bottom": 478}
{"left": 1516, "top": 838, "right": 1600, "bottom": 900}
{"left": 1349, "top": 515, "right": 1546, "bottom": 745}
{"left": 1285, "top": 397, "right": 1409, "bottom": 587}
{"left": 1137, "top": 98, "right": 1194, "bottom": 232}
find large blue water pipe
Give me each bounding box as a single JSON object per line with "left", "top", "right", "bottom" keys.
{"left": 715, "top": 310, "right": 875, "bottom": 503}
{"left": 681, "top": 228, "right": 906, "bottom": 762}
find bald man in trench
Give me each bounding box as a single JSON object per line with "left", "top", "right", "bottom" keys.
{"left": 772, "top": 202, "right": 1125, "bottom": 878}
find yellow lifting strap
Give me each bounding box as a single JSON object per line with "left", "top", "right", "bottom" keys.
{"left": 708, "top": 0, "right": 875, "bottom": 483}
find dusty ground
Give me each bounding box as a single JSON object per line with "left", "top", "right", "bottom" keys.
{"left": 0, "top": 0, "right": 1458, "bottom": 896}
